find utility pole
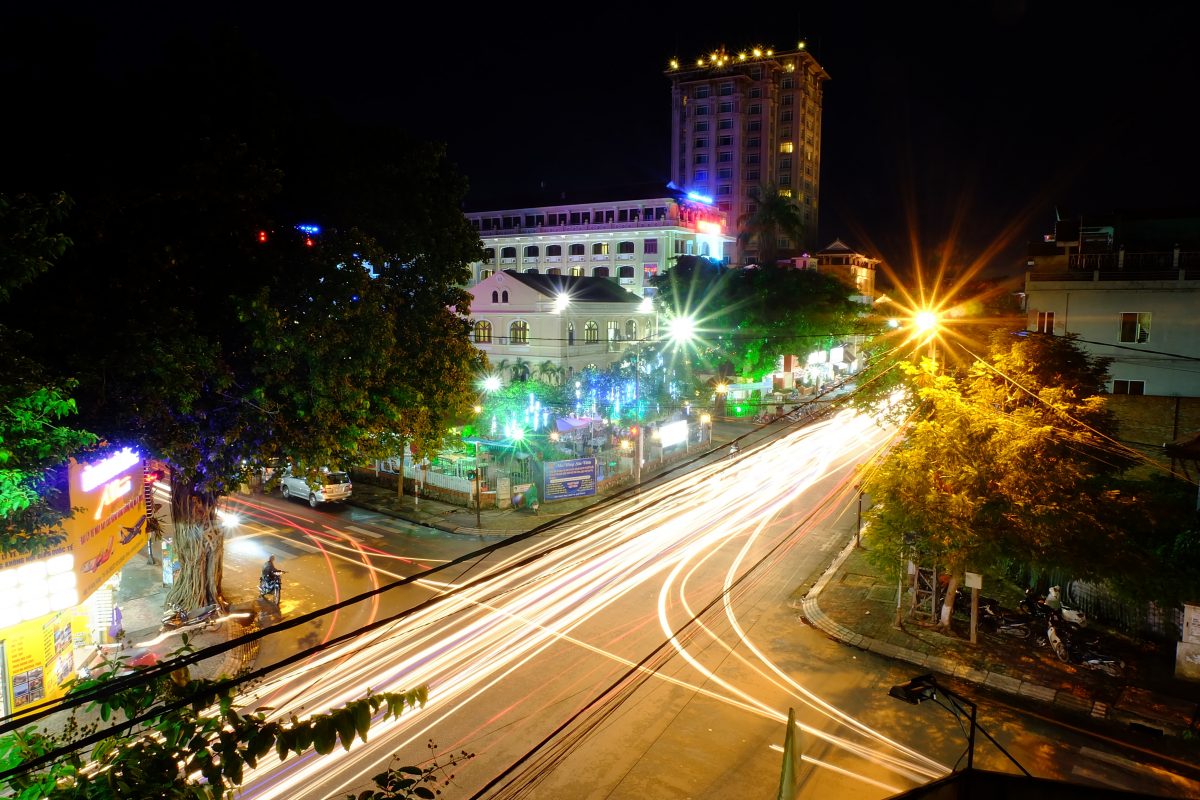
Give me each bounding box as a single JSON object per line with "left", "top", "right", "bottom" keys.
{"left": 855, "top": 486, "right": 863, "bottom": 548}
{"left": 474, "top": 442, "right": 482, "bottom": 529}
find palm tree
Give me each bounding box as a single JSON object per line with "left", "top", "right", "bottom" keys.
{"left": 510, "top": 357, "right": 531, "bottom": 383}
{"left": 537, "top": 360, "right": 560, "bottom": 385}
{"left": 736, "top": 185, "right": 806, "bottom": 267}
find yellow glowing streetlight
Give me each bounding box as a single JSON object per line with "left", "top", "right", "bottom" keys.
{"left": 914, "top": 310, "right": 939, "bottom": 335}
{"left": 472, "top": 404, "right": 482, "bottom": 414}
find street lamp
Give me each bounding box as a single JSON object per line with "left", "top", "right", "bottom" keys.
{"left": 888, "top": 674, "right": 1030, "bottom": 775}
{"left": 700, "top": 412, "right": 711, "bottom": 445}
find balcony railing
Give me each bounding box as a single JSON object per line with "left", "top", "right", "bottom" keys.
{"left": 591, "top": 254, "right": 610, "bottom": 261}
{"left": 545, "top": 255, "right": 562, "bottom": 263}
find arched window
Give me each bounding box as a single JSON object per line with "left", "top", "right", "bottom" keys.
{"left": 700, "top": 241, "right": 711, "bottom": 256}
{"left": 569, "top": 243, "right": 585, "bottom": 256}
{"left": 473, "top": 320, "right": 492, "bottom": 343}
{"left": 509, "top": 320, "right": 529, "bottom": 344}
{"left": 617, "top": 241, "right": 635, "bottom": 254}
{"left": 524, "top": 245, "right": 539, "bottom": 258}
{"left": 593, "top": 266, "right": 610, "bottom": 278}
{"left": 479, "top": 268, "right": 493, "bottom": 281}
{"left": 592, "top": 242, "right": 609, "bottom": 255}
{"left": 483, "top": 248, "right": 495, "bottom": 263}
{"left": 584, "top": 320, "right": 599, "bottom": 343}
{"left": 625, "top": 319, "right": 638, "bottom": 340}
{"left": 567, "top": 321, "right": 575, "bottom": 345}
{"left": 501, "top": 290, "right": 509, "bottom": 303}
{"left": 501, "top": 246, "right": 517, "bottom": 259}
{"left": 525, "top": 268, "right": 539, "bottom": 274}
{"left": 547, "top": 244, "right": 562, "bottom": 256}
{"left": 547, "top": 267, "right": 561, "bottom": 275}
{"left": 607, "top": 321, "right": 619, "bottom": 341}
{"left": 491, "top": 290, "right": 499, "bottom": 303}
{"left": 618, "top": 265, "right": 634, "bottom": 278}
{"left": 570, "top": 266, "right": 584, "bottom": 277}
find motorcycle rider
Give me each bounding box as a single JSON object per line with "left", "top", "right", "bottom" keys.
{"left": 260, "top": 555, "right": 284, "bottom": 599}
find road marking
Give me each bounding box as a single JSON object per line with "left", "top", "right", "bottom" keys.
{"left": 344, "top": 525, "right": 383, "bottom": 539}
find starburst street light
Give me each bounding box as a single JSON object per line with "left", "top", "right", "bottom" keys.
{"left": 914, "top": 310, "right": 939, "bottom": 336}
{"left": 665, "top": 314, "right": 696, "bottom": 344}
{"left": 482, "top": 375, "right": 502, "bottom": 393}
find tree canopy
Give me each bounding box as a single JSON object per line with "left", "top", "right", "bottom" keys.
{"left": 736, "top": 184, "right": 808, "bottom": 266}
{"left": 3, "top": 28, "right": 485, "bottom": 606}
{"left": 653, "top": 258, "right": 864, "bottom": 380}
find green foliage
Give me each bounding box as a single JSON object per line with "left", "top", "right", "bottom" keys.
{"left": 654, "top": 261, "right": 862, "bottom": 381}
{"left": 736, "top": 185, "right": 807, "bottom": 266}
{"left": 345, "top": 742, "right": 474, "bottom": 800}
{"left": 0, "top": 192, "right": 73, "bottom": 304}
{"left": 0, "top": 644, "right": 430, "bottom": 798}
{"left": 863, "top": 333, "right": 1130, "bottom": 584}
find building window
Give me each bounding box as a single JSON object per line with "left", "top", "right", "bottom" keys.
{"left": 718, "top": 167, "right": 732, "bottom": 179}
{"left": 718, "top": 135, "right": 732, "bottom": 147}
{"left": 749, "top": 103, "right": 761, "bottom": 115}
{"left": 694, "top": 169, "right": 708, "bottom": 181}
{"left": 524, "top": 268, "right": 539, "bottom": 274}
{"left": 748, "top": 137, "right": 760, "bottom": 149}
{"left": 618, "top": 265, "right": 635, "bottom": 278}
{"left": 644, "top": 238, "right": 658, "bottom": 254}
{"left": 718, "top": 151, "right": 732, "bottom": 163}
{"left": 779, "top": 173, "right": 791, "bottom": 186}
{"left": 693, "top": 86, "right": 710, "bottom": 99}
{"left": 780, "top": 141, "right": 794, "bottom": 153}
{"left": 491, "top": 290, "right": 498, "bottom": 303}
{"left": 675, "top": 240, "right": 686, "bottom": 255}
{"left": 719, "top": 82, "right": 733, "bottom": 96}
{"left": 524, "top": 245, "right": 539, "bottom": 257}
{"left": 694, "top": 153, "right": 709, "bottom": 164}
{"left": 501, "top": 246, "right": 517, "bottom": 259}
{"left": 626, "top": 319, "right": 638, "bottom": 339}
{"left": 780, "top": 157, "right": 792, "bottom": 169}
{"left": 1118, "top": 312, "right": 1150, "bottom": 343}
{"left": 567, "top": 321, "right": 575, "bottom": 345}
{"left": 745, "top": 202, "right": 758, "bottom": 214}
{"left": 749, "top": 87, "right": 762, "bottom": 99}
{"left": 483, "top": 247, "right": 495, "bottom": 263}
{"left": 717, "top": 184, "right": 732, "bottom": 195}
{"left": 718, "top": 101, "right": 733, "bottom": 113}
{"left": 1112, "top": 379, "right": 1145, "bottom": 395}
{"left": 570, "top": 266, "right": 584, "bottom": 277}
{"left": 718, "top": 118, "right": 733, "bottom": 130}
{"left": 547, "top": 267, "right": 561, "bottom": 275}
{"left": 694, "top": 120, "right": 709, "bottom": 132}
{"left": 593, "top": 266, "right": 610, "bottom": 277}
{"left": 479, "top": 269, "right": 493, "bottom": 281}
{"left": 508, "top": 320, "right": 528, "bottom": 344}
{"left": 593, "top": 242, "right": 609, "bottom": 255}
{"left": 547, "top": 244, "right": 562, "bottom": 256}
{"left": 745, "top": 153, "right": 760, "bottom": 164}
{"left": 694, "top": 105, "right": 710, "bottom": 116}
{"left": 747, "top": 170, "right": 760, "bottom": 181}
{"left": 473, "top": 320, "right": 492, "bottom": 343}
{"left": 718, "top": 201, "right": 731, "bottom": 213}
{"left": 747, "top": 120, "right": 762, "bottom": 133}
{"left": 618, "top": 241, "right": 635, "bottom": 254}
{"left": 781, "top": 109, "right": 793, "bottom": 122}
{"left": 781, "top": 94, "right": 794, "bottom": 106}
{"left": 694, "top": 137, "right": 709, "bottom": 149}
{"left": 778, "top": 188, "right": 792, "bottom": 197}
{"left": 584, "top": 320, "right": 600, "bottom": 343}
{"left": 750, "top": 67, "right": 762, "bottom": 80}
{"left": 1036, "top": 311, "right": 1055, "bottom": 334}
{"left": 501, "top": 290, "right": 508, "bottom": 303}
{"left": 569, "top": 243, "right": 585, "bottom": 255}
{"left": 782, "top": 76, "right": 794, "bottom": 89}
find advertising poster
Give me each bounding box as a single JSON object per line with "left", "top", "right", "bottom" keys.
{"left": 543, "top": 457, "right": 597, "bottom": 501}
{"left": 69, "top": 449, "right": 148, "bottom": 602}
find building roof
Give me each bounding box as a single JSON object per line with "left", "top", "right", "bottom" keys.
{"left": 464, "top": 182, "right": 692, "bottom": 215}
{"left": 500, "top": 270, "right": 644, "bottom": 304}
{"left": 818, "top": 238, "right": 854, "bottom": 254}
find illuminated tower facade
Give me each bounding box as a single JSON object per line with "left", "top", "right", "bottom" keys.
{"left": 666, "top": 43, "right": 828, "bottom": 264}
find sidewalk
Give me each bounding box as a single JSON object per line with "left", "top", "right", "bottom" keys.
{"left": 801, "top": 532, "right": 1200, "bottom": 739}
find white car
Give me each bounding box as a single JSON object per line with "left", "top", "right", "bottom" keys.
{"left": 280, "top": 467, "right": 352, "bottom": 507}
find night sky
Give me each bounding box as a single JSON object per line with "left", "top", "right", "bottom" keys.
{"left": 4, "top": 2, "right": 1197, "bottom": 281}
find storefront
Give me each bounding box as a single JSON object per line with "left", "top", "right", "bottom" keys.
{"left": 0, "top": 448, "right": 147, "bottom": 718}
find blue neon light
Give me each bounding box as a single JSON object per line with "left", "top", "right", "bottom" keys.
{"left": 296, "top": 224, "right": 321, "bottom": 235}
{"left": 686, "top": 191, "right": 714, "bottom": 205}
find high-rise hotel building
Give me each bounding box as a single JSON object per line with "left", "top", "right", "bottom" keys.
{"left": 666, "top": 43, "right": 828, "bottom": 263}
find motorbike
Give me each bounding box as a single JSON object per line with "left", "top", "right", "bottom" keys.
{"left": 1046, "top": 612, "right": 1123, "bottom": 677}
{"left": 979, "top": 602, "right": 1047, "bottom": 646}
{"left": 260, "top": 571, "right": 285, "bottom": 605}
{"left": 160, "top": 602, "right": 220, "bottom": 632}
{"left": 1045, "top": 585, "right": 1087, "bottom": 628}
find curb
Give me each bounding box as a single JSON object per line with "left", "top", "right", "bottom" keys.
{"left": 800, "top": 532, "right": 1110, "bottom": 721}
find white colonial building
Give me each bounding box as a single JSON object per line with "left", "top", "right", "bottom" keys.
{"left": 468, "top": 270, "right": 657, "bottom": 383}
{"left": 464, "top": 184, "right": 735, "bottom": 298}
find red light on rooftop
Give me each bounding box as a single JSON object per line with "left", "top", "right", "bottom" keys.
{"left": 305, "top": 237, "right": 314, "bottom": 247}
{"left": 258, "top": 230, "right": 268, "bottom": 243}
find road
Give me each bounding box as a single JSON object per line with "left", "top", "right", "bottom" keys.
{"left": 206, "top": 409, "right": 1198, "bottom": 800}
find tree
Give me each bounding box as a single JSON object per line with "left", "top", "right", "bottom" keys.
{"left": 863, "top": 333, "right": 1129, "bottom": 627}
{"left": 0, "top": 644, "right": 429, "bottom": 798}
{"left": 6, "top": 30, "right": 485, "bottom": 608}
{"left": 736, "top": 185, "right": 806, "bottom": 267}
{"left": 0, "top": 192, "right": 96, "bottom": 556}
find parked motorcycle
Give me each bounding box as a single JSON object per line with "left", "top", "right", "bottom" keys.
{"left": 160, "top": 602, "right": 220, "bottom": 632}
{"left": 1046, "top": 612, "right": 1123, "bottom": 677}
{"left": 1045, "top": 585, "right": 1087, "bottom": 628}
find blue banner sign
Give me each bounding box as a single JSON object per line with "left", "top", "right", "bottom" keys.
{"left": 544, "top": 457, "right": 597, "bottom": 501}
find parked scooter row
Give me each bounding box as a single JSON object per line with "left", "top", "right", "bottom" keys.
{"left": 160, "top": 602, "right": 220, "bottom": 632}
{"left": 1047, "top": 611, "right": 1124, "bottom": 677}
